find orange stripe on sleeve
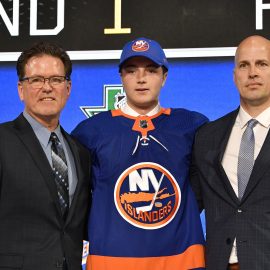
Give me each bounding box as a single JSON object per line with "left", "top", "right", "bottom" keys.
{"left": 86, "top": 244, "right": 205, "bottom": 270}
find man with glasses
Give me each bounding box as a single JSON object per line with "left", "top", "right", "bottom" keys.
{"left": 0, "top": 41, "right": 91, "bottom": 270}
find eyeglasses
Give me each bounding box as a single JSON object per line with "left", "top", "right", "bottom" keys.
{"left": 20, "top": 76, "right": 70, "bottom": 88}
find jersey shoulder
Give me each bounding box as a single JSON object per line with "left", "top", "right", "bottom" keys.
{"left": 71, "top": 111, "right": 113, "bottom": 148}
{"left": 170, "top": 108, "right": 209, "bottom": 128}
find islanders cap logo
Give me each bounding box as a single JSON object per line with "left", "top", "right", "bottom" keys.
{"left": 132, "top": 40, "right": 150, "bottom": 52}
{"left": 114, "top": 162, "right": 181, "bottom": 229}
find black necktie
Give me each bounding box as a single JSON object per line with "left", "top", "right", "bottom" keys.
{"left": 50, "top": 132, "right": 69, "bottom": 219}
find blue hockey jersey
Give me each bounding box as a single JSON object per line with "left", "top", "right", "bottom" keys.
{"left": 72, "top": 108, "right": 208, "bottom": 270}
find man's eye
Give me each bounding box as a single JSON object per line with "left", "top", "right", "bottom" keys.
{"left": 239, "top": 63, "right": 247, "bottom": 68}
{"left": 31, "top": 77, "right": 43, "bottom": 83}
{"left": 126, "top": 69, "right": 135, "bottom": 73}
{"left": 51, "top": 77, "right": 63, "bottom": 83}
{"left": 259, "top": 62, "right": 268, "bottom": 67}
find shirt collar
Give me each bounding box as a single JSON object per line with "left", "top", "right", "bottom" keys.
{"left": 238, "top": 106, "right": 270, "bottom": 128}
{"left": 23, "top": 110, "right": 62, "bottom": 147}
{"left": 121, "top": 103, "right": 161, "bottom": 117}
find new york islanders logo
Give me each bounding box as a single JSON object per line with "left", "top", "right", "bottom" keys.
{"left": 114, "top": 162, "right": 181, "bottom": 229}
{"left": 132, "top": 40, "right": 149, "bottom": 52}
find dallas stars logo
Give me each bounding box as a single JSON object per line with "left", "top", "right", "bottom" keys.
{"left": 80, "top": 85, "right": 126, "bottom": 118}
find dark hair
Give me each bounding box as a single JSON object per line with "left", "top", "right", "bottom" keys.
{"left": 162, "top": 66, "right": 168, "bottom": 74}
{"left": 16, "top": 41, "right": 72, "bottom": 80}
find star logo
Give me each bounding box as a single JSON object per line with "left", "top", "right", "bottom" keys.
{"left": 80, "top": 85, "right": 126, "bottom": 118}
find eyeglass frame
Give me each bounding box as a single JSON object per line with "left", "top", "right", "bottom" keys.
{"left": 19, "top": 75, "right": 70, "bottom": 88}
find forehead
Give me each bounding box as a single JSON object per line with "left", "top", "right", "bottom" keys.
{"left": 24, "top": 54, "right": 65, "bottom": 75}
{"left": 236, "top": 40, "right": 270, "bottom": 63}
{"left": 122, "top": 56, "right": 159, "bottom": 67}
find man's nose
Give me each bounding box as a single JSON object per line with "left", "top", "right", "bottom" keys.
{"left": 136, "top": 70, "right": 146, "bottom": 82}
{"left": 43, "top": 78, "right": 53, "bottom": 90}
{"left": 248, "top": 65, "right": 259, "bottom": 78}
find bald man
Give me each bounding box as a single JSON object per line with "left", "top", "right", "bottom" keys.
{"left": 190, "top": 35, "right": 270, "bottom": 270}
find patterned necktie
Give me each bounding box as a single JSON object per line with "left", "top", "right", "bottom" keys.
{"left": 237, "top": 119, "right": 258, "bottom": 200}
{"left": 50, "top": 132, "right": 69, "bottom": 219}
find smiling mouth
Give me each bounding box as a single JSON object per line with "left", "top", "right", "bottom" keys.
{"left": 40, "top": 97, "right": 55, "bottom": 101}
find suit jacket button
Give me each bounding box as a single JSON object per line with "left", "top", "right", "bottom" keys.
{"left": 55, "top": 258, "right": 65, "bottom": 268}
{"left": 226, "top": 238, "right": 231, "bottom": 245}
{"left": 55, "top": 260, "right": 63, "bottom": 268}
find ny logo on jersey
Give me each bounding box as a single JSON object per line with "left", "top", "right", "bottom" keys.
{"left": 129, "top": 169, "right": 161, "bottom": 192}
{"left": 114, "top": 162, "right": 181, "bottom": 230}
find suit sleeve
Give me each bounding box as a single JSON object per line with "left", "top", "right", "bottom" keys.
{"left": 0, "top": 161, "right": 2, "bottom": 195}
{"left": 79, "top": 143, "right": 92, "bottom": 242}
{"left": 189, "top": 131, "right": 204, "bottom": 212}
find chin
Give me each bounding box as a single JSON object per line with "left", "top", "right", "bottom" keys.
{"left": 37, "top": 110, "right": 58, "bottom": 119}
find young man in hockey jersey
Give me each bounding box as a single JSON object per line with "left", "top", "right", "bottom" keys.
{"left": 72, "top": 37, "right": 207, "bottom": 270}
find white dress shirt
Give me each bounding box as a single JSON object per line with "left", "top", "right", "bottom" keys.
{"left": 121, "top": 103, "right": 161, "bottom": 117}
{"left": 222, "top": 106, "right": 270, "bottom": 263}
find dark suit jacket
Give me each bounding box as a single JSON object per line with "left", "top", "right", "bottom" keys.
{"left": 190, "top": 108, "right": 270, "bottom": 270}
{"left": 0, "top": 114, "right": 91, "bottom": 270}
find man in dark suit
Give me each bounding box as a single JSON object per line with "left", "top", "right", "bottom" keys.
{"left": 0, "top": 42, "right": 91, "bottom": 270}
{"left": 190, "top": 35, "right": 270, "bottom": 270}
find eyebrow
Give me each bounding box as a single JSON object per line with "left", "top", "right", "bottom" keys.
{"left": 238, "top": 58, "right": 268, "bottom": 63}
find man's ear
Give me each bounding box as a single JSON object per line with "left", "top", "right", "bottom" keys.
{"left": 162, "top": 72, "right": 168, "bottom": 87}
{"left": 66, "top": 80, "right": 72, "bottom": 98}
{"left": 18, "top": 81, "right": 24, "bottom": 101}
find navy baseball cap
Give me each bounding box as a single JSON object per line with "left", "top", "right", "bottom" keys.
{"left": 119, "top": 37, "right": 169, "bottom": 71}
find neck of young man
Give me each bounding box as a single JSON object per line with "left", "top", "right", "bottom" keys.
{"left": 126, "top": 101, "right": 160, "bottom": 116}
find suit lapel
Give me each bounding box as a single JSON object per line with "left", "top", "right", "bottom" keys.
{"left": 61, "top": 129, "right": 83, "bottom": 224}
{"left": 211, "top": 109, "right": 240, "bottom": 205}
{"left": 242, "top": 128, "right": 270, "bottom": 201}
{"left": 13, "top": 114, "right": 63, "bottom": 218}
